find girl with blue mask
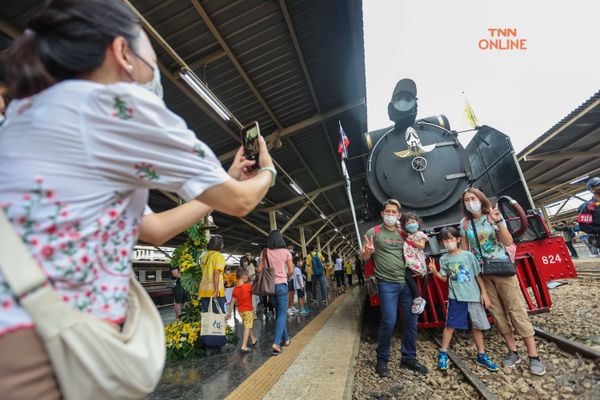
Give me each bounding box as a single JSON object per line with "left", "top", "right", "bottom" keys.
{"left": 401, "top": 213, "right": 430, "bottom": 314}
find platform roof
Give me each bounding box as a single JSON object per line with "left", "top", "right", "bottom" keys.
{"left": 0, "top": 0, "right": 368, "bottom": 256}
{"left": 518, "top": 90, "right": 600, "bottom": 209}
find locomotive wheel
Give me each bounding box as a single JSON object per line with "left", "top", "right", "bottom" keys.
{"left": 497, "top": 196, "right": 528, "bottom": 238}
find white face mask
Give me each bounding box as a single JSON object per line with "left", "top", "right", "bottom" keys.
{"left": 445, "top": 241, "right": 458, "bottom": 251}
{"left": 465, "top": 200, "right": 482, "bottom": 214}
{"left": 383, "top": 214, "right": 399, "bottom": 227}
{"left": 138, "top": 65, "right": 164, "bottom": 99}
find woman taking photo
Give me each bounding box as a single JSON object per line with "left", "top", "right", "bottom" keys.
{"left": 256, "top": 230, "right": 293, "bottom": 355}
{"left": 0, "top": 0, "right": 275, "bottom": 397}
{"left": 460, "top": 188, "right": 546, "bottom": 376}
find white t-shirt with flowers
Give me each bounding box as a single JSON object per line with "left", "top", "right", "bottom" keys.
{"left": 0, "top": 80, "right": 230, "bottom": 336}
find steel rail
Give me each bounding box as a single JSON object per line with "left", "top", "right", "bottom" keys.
{"left": 428, "top": 333, "right": 498, "bottom": 400}
{"left": 534, "top": 327, "right": 600, "bottom": 360}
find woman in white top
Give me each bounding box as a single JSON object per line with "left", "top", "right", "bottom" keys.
{"left": 0, "top": 0, "right": 276, "bottom": 398}
{"left": 333, "top": 253, "right": 345, "bottom": 295}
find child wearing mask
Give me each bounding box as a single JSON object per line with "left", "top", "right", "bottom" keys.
{"left": 428, "top": 227, "right": 500, "bottom": 372}
{"left": 402, "top": 213, "right": 429, "bottom": 314}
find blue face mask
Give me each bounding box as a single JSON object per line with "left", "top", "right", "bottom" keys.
{"left": 406, "top": 223, "right": 419, "bottom": 233}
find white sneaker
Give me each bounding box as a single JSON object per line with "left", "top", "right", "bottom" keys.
{"left": 287, "top": 309, "right": 296, "bottom": 316}
{"left": 411, "top": 297, "right": 426, "bottom": 314}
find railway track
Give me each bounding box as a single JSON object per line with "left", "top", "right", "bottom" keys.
{"left": 427, "top": 332, "right": 498, "bottom": 400}
{"left": 534, "top": 327, "right": 600, "bottom": 361}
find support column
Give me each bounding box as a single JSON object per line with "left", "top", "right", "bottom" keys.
{"left": 327, "top": 244, "right": 331, "bottom": 264}
{"left": 317, "top": 236, "right": 321, "bottom": 253}
{"left": 299, "top": 226, "right": 307, "bottom": 258}
{"left": 269, "top": 210, "right": 277, "bottom": 231}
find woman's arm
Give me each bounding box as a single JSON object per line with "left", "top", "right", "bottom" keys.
{"left": 495, "top": 224, "right": 513, "bottom": 247}
{"left": 256, "top": 253, "right": 265, "bottom": 273}
{"left": 460, "top": 236, "right": 469, "bottom": 251}
{"left": 139, "top": 200, "right": 212, "bottom": 246}
{"left": 286, "top": 258, "right": 294, "bottom": 278}
{"left": 212, "top": 269, "right": 222, "bottom": 298}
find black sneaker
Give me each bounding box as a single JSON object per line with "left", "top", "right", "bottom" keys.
{"left": 400, "top": 358, "right": 428, "bottom": 375}
{"left": 376, "top": 358, "right": 390, "bottom": 377}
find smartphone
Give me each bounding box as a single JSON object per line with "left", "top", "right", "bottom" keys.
{"left": 241, "top": 121, "right": 260, "bottom": 169}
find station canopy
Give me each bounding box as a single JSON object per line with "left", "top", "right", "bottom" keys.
{"left": 518, "top": 90, "right": 600, "bottom": 218}
{"left": 0, "top": 0, "right": 368, "bottom": 256}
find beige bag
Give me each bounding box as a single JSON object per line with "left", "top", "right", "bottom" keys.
{"left": 0, "top": 211, "right": 165, "bottom": 400}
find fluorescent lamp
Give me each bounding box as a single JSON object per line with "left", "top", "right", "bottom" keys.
{"left": 320, "top": 213, "right": 326, "bottom": 220}
{"left": 179, "top": 69, "right": 231, "bottom": 121}
{"left": 570, "top": 175, "right": 589, "bottom": 185}
{"left": 251, "top": 242, "right": 259, "bottom": 246}
{"left": 334, "top": 228, "right": 339, "bottom": 232}
{"left": 289, "top": 181, "right": 304, "bottom": 195}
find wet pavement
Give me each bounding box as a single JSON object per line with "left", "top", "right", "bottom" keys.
{"left": 149, "top": 292, "right": 342, "bottom": 400}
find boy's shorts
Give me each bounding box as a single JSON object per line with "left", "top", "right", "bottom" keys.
{"left": 446, "top": 299, "right": 490, "bottom": 330}
{"left": 241, "top": 311, "right": 254, "bottom": 329}
{"left": 296, "top": 289, "right": 305, "bottom": 299}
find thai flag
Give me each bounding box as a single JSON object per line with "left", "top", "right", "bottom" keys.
{"left": 337, "top": 121, "right": 350, "bottom": 159}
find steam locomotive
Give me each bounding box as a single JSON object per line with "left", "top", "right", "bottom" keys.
{"left": 360, "top": 79, "right": 577, "bottom": 328}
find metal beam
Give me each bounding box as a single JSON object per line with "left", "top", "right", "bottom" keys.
{"left": 189, "top": 0, "right": 283, "bottom": 130}
{"left": 187, "top": 49, "right": 227, "bottom": 70}
{"left": 529, "top": 183, "right": 586, "bottom": 190}
{"left": 0, "top": 17, "right": 20, "bottom": 39}
{"left": 239, "top": 218, "right": 269, "bottom": 237}
{"left": 523, "top": 150, "right": 600, "bottom": 162}
{"left": 533, "top": 165, "right": 600, "bottom": 201}
{"left": 306, "top": 223, "right": 328, "bottom": 246}
{"left": 299, "top": 226, "right": 306, "bottom": 258}
{"left": 302, "top": 207, "right": 352, "bottom": 227}
{"left": 519, "top": 98, "right": 600, "bottom": 161}
{"left": 322, "top": 233, "right": 339, "bottom": 250}
{"left": 259, "top": 174, "right": 365, "bottom": 211}
{"left": 280, "top": 193, "right": 320, "bottom": 233}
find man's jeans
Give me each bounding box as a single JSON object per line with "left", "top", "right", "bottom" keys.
{"left": 377, "top": 280, "right": 417, "bottom": 362}
{"left": 311, "top": 274, "right": 328, "bottom": 302}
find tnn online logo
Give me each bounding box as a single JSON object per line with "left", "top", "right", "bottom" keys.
{"left": 479, "top": 28, "right": 527, "bottom": 50}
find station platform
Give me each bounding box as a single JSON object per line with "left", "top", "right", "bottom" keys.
{"left": 150, "top": 287, "right": 365, "bottom": 400}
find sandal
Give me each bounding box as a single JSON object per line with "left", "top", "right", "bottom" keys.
{"left": 240, "top": 348, "right": 251, "bottom": 354}
{"left": 251, "top": 338, "right": 258, "bottom": 347}
{"left": 271, "top": 345, "right": 282, "bottom": 356}
{"left": 283, "top": 340, "right": 291, "bottom": 347}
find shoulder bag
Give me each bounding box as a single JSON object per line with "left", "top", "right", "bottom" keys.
{"left": 469, "top": 217, "right": 516, "bottom": 277}
{"left": 0, "top": 211, "right": 165, "bottom": 400}
{"left": 252, "top": 249, "right": 275, "bottom": 296}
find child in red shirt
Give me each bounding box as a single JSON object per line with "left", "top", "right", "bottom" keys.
{"left": 227, "top": 269, "right": 257, "bottom": 353}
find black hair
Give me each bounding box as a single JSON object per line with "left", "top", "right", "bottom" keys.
{"left": 333, "top": 253, "right": 339, "bottom": 260}
{"left": 266, "top": 230, "right": 287, "bottom": 249}
{"left": 400, "top": 212, "right": 421, "bottom": 230}
{"left": 236, "top": 268, "right": 249, "bottom": 280}
{"left": 293, "top": 256, "right": 302, "bottom": 265}
{"left": 439, "top": 227, "right": 461, "bottom": 241}
{"left": 206, "top": 235, "right": 224, "bottom": 251}
{"left": 6, "top": 0, "right": 141, "bottom": 99}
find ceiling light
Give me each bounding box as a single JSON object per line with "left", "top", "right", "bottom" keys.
{"left": 570, "top": 175, "right": 589, "bottom": 185}
{"left": 334, "top": 228, "right": 339, "bottom": 232}
{"left": 251, "top": 242, "right": 259, "bottom": 246}
{"left": 289, "top": 181, "right": 303, "bottom": 195}
{"left": 179, "top": 68, "right": 231, "bottom": 121}
{"left": 320, "top": 213, "right": 326, "bottom": 220}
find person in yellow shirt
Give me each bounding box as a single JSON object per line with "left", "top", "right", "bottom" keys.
{"left": 344, "top": 258, "right": 353, "bottom": 287}
{"left": 305, "top": 245, "right": 328, "bottom": 305}
{"left": 199, "top": 235, "right": 226, "bottom": 314}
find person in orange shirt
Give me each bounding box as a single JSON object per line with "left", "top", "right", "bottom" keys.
{"left": 227, "top": 269, "right": 257, "bottom": 353}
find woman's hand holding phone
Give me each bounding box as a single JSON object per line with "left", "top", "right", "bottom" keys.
{"left": 228, "top": 136, "right": 273, "bottom": 181}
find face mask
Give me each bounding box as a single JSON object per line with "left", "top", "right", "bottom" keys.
{"left": 406, "top": 223, "right": 419, "bottom": 233}
{"left": 383, "top": 215, "right": 398, "bottom": 227}
{"left": 445, "top": 241, "right": 458, "bottom": 251}
{"left": 138, "top": 65, "right": 164, "bottom": 99}
{"left": 465, "top": 200, "right": 482, "bottom": 213}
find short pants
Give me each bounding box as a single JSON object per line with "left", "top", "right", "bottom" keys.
{"left": 241, "top": 311, "right": 254, "bottom": 329}
{"left": 288, "top": 279, "right": 295, "bottom": 292}
{"left": 296, "top": 288, "right": 305, "bottom": 299}
{"left": 446, "top": 299, "right": 490, "bottom": 330}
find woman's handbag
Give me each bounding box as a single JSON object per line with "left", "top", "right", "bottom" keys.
{"left": 470, "top": 217, "right": 517, "bottom": 277}
{"left": 199, "top": 298, "right": 227, "bottom": 348}
{"left": 0, "top": 211, "right": 165, "bottom": 400}
{"left": 252, "top": 249, "right": 275, "bottom": 296}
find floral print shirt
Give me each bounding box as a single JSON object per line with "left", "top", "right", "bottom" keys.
{"left": 460, "top": 216, "right": 509, "bottom": 260}
{"left": 0, "top": 80, "right": 230, "bottom": 336}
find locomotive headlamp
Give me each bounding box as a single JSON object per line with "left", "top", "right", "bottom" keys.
{"left": 392, "top": 93, "right": 416, "bottom": 112}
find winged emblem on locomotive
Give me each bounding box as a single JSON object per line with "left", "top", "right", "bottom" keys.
{"left": 394, "top": 127, "right": 436, "bottom": 158}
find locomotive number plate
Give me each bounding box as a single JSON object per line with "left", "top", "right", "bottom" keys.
{"left": 541, "top": 254, "right": 562, "bottom": 264}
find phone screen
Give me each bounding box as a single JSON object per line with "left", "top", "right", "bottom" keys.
{"left": 241, "top": 122, "right": 260, "bottom": 169}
